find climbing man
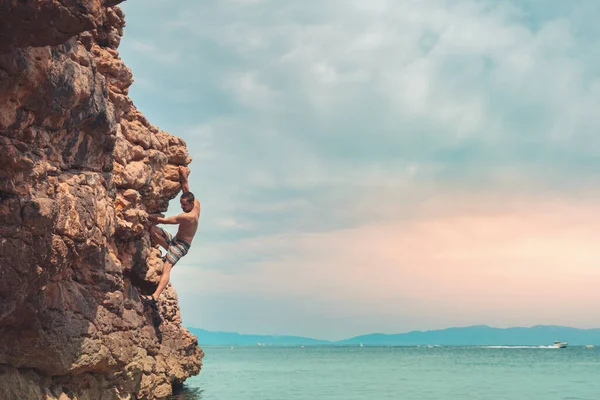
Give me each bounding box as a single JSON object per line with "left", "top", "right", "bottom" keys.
{"left": 141, "top": 166, "right": 200, "bottom": 306}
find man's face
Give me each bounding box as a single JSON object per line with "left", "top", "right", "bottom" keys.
{"left": 180, "top": 198, "right": 193, "bottom": 213}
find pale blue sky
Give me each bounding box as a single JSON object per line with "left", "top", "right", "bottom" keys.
{"left": 119, "top": 0, "right": 600, "bottom": 340}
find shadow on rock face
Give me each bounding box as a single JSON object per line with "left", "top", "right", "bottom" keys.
{"left": 122, "top": 238, "right": 156, "bottom": 295}
{"left": 167, "top": 383, "right": 204, "bottom": 400}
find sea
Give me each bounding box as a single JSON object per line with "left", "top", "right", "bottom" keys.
{"left": 166, "top": 345, "right": 600, "bottom": 400}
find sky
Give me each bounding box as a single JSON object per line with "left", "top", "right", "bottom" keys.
{"left": 118, "top": 0, "right": 600, "bottom": 340}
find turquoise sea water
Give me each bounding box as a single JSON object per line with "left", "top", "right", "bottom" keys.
{"left": 167, "top": 346, "right": 600, "bottom": 400}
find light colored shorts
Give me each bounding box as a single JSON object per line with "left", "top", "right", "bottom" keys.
{"left": 156, "top": 227, "right": 190, "bottom": 266}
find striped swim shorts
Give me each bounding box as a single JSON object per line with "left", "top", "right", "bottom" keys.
{"left": 156, "top": 227, "right": 191, "bottom": 266}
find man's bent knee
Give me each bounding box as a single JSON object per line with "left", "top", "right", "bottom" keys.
{"left": 150, "top": 226, "right": 164, "bottom": 241}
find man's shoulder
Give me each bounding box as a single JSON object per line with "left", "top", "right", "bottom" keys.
{"left": 177, "top": 212, "right": 194, "bottom": 220}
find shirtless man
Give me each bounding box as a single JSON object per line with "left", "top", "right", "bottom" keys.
{"left": 141, "top": 166, "right": 200, "bottom": 306}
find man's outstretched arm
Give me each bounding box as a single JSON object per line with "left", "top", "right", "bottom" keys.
{"left": 179, "top": 166, "right": 190, "bottom": 193}
{"left": 149, "top": 214, "right": 184, "bottom": 225}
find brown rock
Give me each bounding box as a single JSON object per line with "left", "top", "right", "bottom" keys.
{"left": 0, "top": 1, "right": 203, "bottom": 399}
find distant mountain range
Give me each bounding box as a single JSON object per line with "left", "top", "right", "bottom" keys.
{"left": 187, "top": 325, "right": 600, "bottom": 346}
{"left": 187, "top": 328, "right": 330, "bottom": 346}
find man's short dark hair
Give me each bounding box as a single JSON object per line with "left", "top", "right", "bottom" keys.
{"left": 181, "top": 192, "right": 195, "bottom": 203}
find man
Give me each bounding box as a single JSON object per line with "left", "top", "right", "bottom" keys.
{"left": 141, "top": 166, "right": 200, "bottom": 306}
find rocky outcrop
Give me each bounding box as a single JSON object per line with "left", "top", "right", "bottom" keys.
{"left": 0, "top": 1, "right": 203, "bottom": 399}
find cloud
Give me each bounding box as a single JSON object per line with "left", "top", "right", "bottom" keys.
{"left": 118, "top": 0, "right": 600, "bottom": 220}
{"left": 118, "top": 0, "right": 600, "bottom": 336}
{"left": 173, "top": 195, "right": 600, "bottom": 338}
{"left": 225, "top": 72, "right": 279, "bottom": 109}
{"left": 146, "top": 0, "right": 599, "bottom": 184}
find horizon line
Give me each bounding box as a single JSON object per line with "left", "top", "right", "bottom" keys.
{"left": 186, "top": 324, "right": 600, "bottom": 342}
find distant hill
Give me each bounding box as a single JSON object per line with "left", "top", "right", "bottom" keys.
{"left": 187, "top": 328, "right": 331, "bottom": 346}
{"left": 338, "top": 325, "right": 600, "bottom": 346}
{"left": 188, "top": 325, "right": 600, "bottom": 346}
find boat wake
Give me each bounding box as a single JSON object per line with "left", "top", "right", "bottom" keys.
{"left": 481, "top": 346, "right": 558, "bottom": 349}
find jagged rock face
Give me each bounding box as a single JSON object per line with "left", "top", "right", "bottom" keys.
{"left": 0, "top": 1, "right": 203, "bottom": 399}
{"left": 0, "top": 0, "right": 124, "bottom": 53}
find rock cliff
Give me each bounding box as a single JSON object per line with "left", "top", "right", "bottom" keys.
{"left": 0, "top": 1, "right": 203, "bottom": 398}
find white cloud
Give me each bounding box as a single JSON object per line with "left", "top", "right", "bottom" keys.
{"left": 120, "top": 0, "right": 600, "bottom": 234}
{"left": 126, "top": 40, "right": 182, "bottom": 65}
{"left": 119, "top": 0, "right": 600, "bottom": 335}
{"left": 226, "top": 72, "right": 279, "bottom": 109}
{"left": 173, "top": 195, "right": 600, "bottom": 338}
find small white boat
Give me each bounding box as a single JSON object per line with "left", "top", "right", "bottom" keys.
{"left": 359, "top": 343, "right": 364, "bottom": 347}
{"left": 585, "top": 345, "right": 595, "bottom": 349}
{"left": 552, "top": 341, "right": 568, "bottom": 348}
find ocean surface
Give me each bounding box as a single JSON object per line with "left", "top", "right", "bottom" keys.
{"left": 166, "top": 345, "right": 600, "bottom": 400}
